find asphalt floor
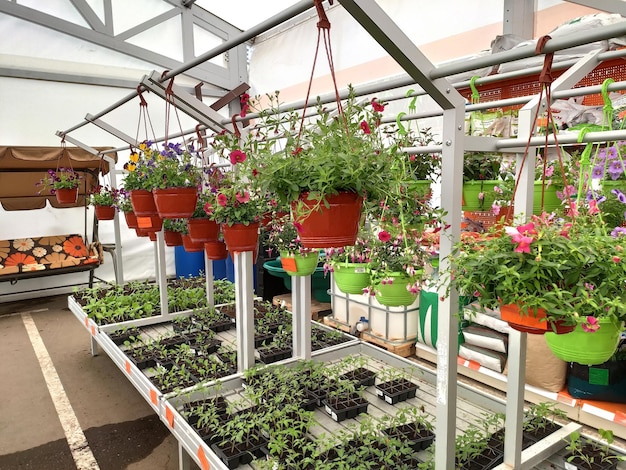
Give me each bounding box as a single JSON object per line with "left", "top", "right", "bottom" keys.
{"left": 0, "top": 294, "right": 199, "bottom": 470}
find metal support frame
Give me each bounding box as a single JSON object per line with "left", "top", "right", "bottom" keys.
{"left": 155, "top": 231, "right": 169, "bottom": 316}
{"left": 234, "top": 251, "right": 255, "bottom": 372}
{"left": 85, "top": 115, "right": 139, "bottom": 146}
{"left": 204, "top": 251, "right": 214, "bottom": 308}
{"left": 292, "top": 275, "right": 312, "bottom": 360}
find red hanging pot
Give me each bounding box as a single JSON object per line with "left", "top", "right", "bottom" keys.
{"left": 55, "top": 187, "right": 79, "bottom": 205}
{"left": 500, "top": 303, "right": 576, "bottom": 335}
{"left": 164, "top": 230, "right": 183, "bottom": 247}
{"left": 152, "top": 187, "right": 198, "bottom": 218}
{"left": 94, "top": 205, "right": 116, "bottom": 221}
{"left": 292, "top": 191, "right": 363, "bottom": 249}
{"left": 135, "top": 228, "right": 149, "bottom": 237}
{"left": 136, "top": 215, "right": 163, "bottom": 232}
{"left": 204, "top": 241, "right": 228, "bottom": 260}
{"left": 148, "top": 231, "right": 157, "bottom": 242}
{"left": 125, "top": 211, "right": 139, "bottom": 229}
{"left": 222, "top": 222, "right": 260, "bottom": 257}
{"left": 130, "top": 189, "right": 158, "bottom": 216}
{"left": 187, "top": 218, "right": 220, "bottom": 243}
{"left": 182, "top": 234, "right": 204, "bottom": 253}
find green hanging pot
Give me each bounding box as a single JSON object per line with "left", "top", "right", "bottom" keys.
{"left": 461, "top": 180, "right": 500, "bottom": 211}
{"left": 545, "top": 318, "right": 624, "bottom": 365}
{"left": 533, "top": 181, "right": 561, "bottom": 215}
{"left": 333, "top": 262, "right": 370, "bottom": 295}
{"left": 374, "top": 273, "right": 418, "bottom": 307}
{"left": 279, "top": 251, "right": 319, "bottom": 276}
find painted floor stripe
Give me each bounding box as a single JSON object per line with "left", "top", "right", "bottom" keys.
{"left": 22, "top": 312, "right": 100, "bottom": 470}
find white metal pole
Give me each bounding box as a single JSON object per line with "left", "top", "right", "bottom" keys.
{"left": 234, "top": 251, "right": 255, "bottom": 372}
{"left": 292, "top": 274, "right": 312, "bottom": 360}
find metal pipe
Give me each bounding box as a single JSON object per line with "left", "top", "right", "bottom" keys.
{"left": 58, "top": 0, "right": 315, "bottom": 137}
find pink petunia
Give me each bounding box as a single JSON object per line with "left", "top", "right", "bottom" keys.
{"left": 492, "top": 204, "right": 501, "bottom": 216}
{"left": 378, "top": 230, "right": 391, "bottom": 242}
{"left": 203, "top": 202, "right": 214, "bottom": 215}
{"left": 581, "top": 316, "right": 600, "bottom": 333}
{"left": 229, "top": 149, "right": 247, "bottom": 165}
{"left": 235, "top": 191, "right": 250, "bottom": 204}
{"left": 217, "top": 193, "right": 228, "bottom": 207}
{"left": 360, "top": 120, "right": 371, "bottom": 134}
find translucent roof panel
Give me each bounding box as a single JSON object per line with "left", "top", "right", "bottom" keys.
{"left": 195, "top": 0, "right": 303, "bottom": 30}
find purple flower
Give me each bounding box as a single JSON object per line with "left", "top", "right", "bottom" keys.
{"left": 592, "top": 165, "right": 605, "bottom": 179}
{"left": 612, "top": 189, "right": 626, "bottom": 204}
{"left": 607, "top": 161, "right": 624, "bottom": 180}
{"left": 611, "top": 226, "right": 626, "bottom": 237}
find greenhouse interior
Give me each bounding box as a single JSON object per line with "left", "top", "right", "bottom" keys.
{"left": 4, "top": 0, "right": 626, "bottom": 469}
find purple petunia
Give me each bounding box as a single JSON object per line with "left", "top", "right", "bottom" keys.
{"left": 607, "top": 161, "right": 624, "bottom": 180}
{"left": 611, "top": 226, "right": 626, "bottom": 237}
{"left": 592, "top": 165, "right": 605, "bottom": 179}
{"left": 612, "top": 189, "right": 626, "bottom": 204}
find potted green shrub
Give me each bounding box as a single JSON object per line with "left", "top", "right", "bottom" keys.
{"left": 448, "top": 207, "right": 626, "bottom": 347}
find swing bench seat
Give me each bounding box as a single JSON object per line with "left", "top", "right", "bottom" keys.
{"left": 0, "top": 234, "right": 102, "bottom": 285}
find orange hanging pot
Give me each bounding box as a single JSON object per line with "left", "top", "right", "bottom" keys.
{"left": 94, "top": 205, "right": 115, "bottom": 221}
{"left": 187, "top": 218, "right": 220, "bottom": 243}
{"left": 221, "top": 222, "right": 260, "bottom": 259}
{"left": 148, "top": 231, "right": 157, "bottom": 242}
{"left": 55, "top": 187, "right": 79, "bottom": 205}
{"left": 182, "top": 234, "right": 204, "bottom": 253}
{"left": 164, "top": 230, "right": 183, "bottom": 247}
{"left": 130, "top": 189, "right": 158, "bottom": 217}
{"left": 292, "top": 191, "right": 363, "bottom": 249}
{"left": 153, "top": 187, "right": 198, "bottom": 219}
{"left": 204, "top": 241, "right": 228, "bottom": 261}
{"left": 500, "top": 303, "right": 576, "bottom": 335}
{"left": 125, "top": 211, "right": 139, "bottom": 229}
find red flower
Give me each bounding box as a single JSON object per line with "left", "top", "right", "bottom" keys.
{"left": 293, "top": 222, "right": 304, "bottom": 233}
{"left": 239, "top": 103, "right": 250, "bottom": 118}
{"left": 581, "top": 316, "right": 600, "bottom": 333}
{"left": 371, "top": 98, "right": 385, "bottom": 112}
{"left": 229, "top": 150, "right": 247, "bottom": 165}
{"left": 378, "top": 230, "right": 391, "bottom": 242}
{"left": 252, "top": 168, "right": 259, "bottom": 177}
{"left": 235, "top": 191, "right": 250, "bottom": 204}
{"left": 613, "top": 256, "right": 621, "bottom": 263}
{"left": 291, "top": 147, "right": 303, "bottom": 156}
{"left": 203, "top": 202, "right": 214, "bottom": 215}
{"left": 360, "top": 121, "right": 371, "bottom": 134}
{"left": 217, "top": 193, "right": 228, "bottom": 207}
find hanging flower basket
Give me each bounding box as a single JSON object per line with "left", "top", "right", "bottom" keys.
{"left": 152, "top": 187, "right": 198, "bottom": 219}
{"left": 124, "top": 211, "right": 139, "bottom": 229}
{"left": 533, "top": 182, "right": 561, "bottom": 215}
{"left": 279, "top": 251, "right": 319, "bottom": 276}
{"left": 222, "top": 222, "right": 260, "bottom": 255}
{"left": 55, "top": 187, "right": 79, "bottom": 205}
{"left": 135, "top": 228, "right": 149, "bottom": 237}
{"left": 374, "top": 273, "right": 419, "bottom": 307}
{"left": 204, "top": 241, "right": 228, "bottom": 260}
{"left": 136, "top": 215, "right": 163, "bottom": 232}
{"left": 187, "top": 218, "right": 220, "bottom": 243}
{"left": 94, "top": 205, "right": 115, "bottom": 221}
{"left": 499, "top": 303, "right": 576, "bottom": 335}
{"left": 181, "top": 234, "right": 203, "bottom": 253}
{"left": 333, "top": 262, "right": 370, "bottom": 295}
{"left": 164, "top": 230, "right": 183, "bottom": 247}
{"left": 148, "top": 231, "right": 157, "bottom": 242}
{"left": 545, "top": 318, "right": 624, "bottom": 365}
{"left": 461, "top": 180, "right": 500, "bottom": 211}
{"left": 292, "top": 191, "right": 363, "bottom": 249}
{"left": 130, "top": 189, "right": 158, "bottom": 216}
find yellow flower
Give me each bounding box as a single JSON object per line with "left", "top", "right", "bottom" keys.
{"left": 129, "top": 152, "right": 139, "bottom": 163}
{"left": 126, "top": 162, "right": 136, "bottom": 172}
{"left": 139, "top": 142, "right": 148, "bottom": 151}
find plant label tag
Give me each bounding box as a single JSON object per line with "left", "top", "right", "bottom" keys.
{"left": 376, "top": 389, "right": 383, "bottom": 397}
{"left": 281, "top": 257, "right": 298, "bottom": 272}
{"left": 325, "top": 405, "right": 332, "bottom": 416}
{"left": 385, "top": 395, "right": 393, "bottom": 405}
{"left": 137, "top": 217, "right": 152, "bottom": 228}
{"left": 354, "top": 267, "right": 367, "bottom": 273}
{"left": 588, "top": 367, "right": 609, "bottom": 386}
{"left": 564, "top": 462, "right": 576, "bottom": 470}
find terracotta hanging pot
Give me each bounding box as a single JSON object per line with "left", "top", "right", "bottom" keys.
{"left": 499, "top": 303, "right": 576, "bottom": 335}
{"left": 125, "top": 211, "right": 139, "bottom": 229}
{"left": 148, "top": 231, "right": 157, "bottom": 242}
{"left": 222, "top": 222, "right": 260, "bottom": 257}
{"left": 135, "top": 228, "right": 149, "bottom": 237}
{"left": 136, "top": 215, "right": 163, "bottom": 232}
{"left": 130, "top": 189, "right": 158, "bottom": 216}
{"left": 55, "top": 187, "right": 79, "bottom": 205}
{"left": 152, "top": 187, "right": 198, "bottom": 218}
{"left": 292, "top": 191, "right": 363, "bottom": 249}
{"left": 182, "top": 234, "right": 203, "bottom": 252}
{"left": 204, "top": 241, "right": 228, "bottom": 260}
{"left": 164, "top": 230, "right": 183, "bottom": 247}
{"left": 94, "top": 205, "right": 115, "bottom": 221}
{"left": 187, "top": 218, "right": 220, "bottom": 243}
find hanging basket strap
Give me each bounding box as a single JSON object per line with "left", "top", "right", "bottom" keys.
{"left": 135, "top": 85, "right": 156, "bottom": 146}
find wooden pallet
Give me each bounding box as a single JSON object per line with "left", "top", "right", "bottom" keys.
{"left": 322, "top": 315, "right": 353, "bottom": 333}
{"left": 272, "top": 293, "right": 332, "bottom": 322}
{"left": 360, "top": 331, "right": 416, "bottom": 358}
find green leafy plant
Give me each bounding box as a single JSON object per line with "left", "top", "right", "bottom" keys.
{"left": 37, "top": 167, "right": 81, "bottom": 193}
{"left": 264, "top": 213, "right": 316, "bottom": 257}
{"left": 163, "top": 218, "right": 187, "bottom": 234}
{"left": 463, "top": 152, "right": 502, "bottom": 182}
{"left": 448, "top": 208, "right": 626, "bottom": 328}
{"left": 88, "top": 185, "right": 121, "bottom": 207}
{"left": 565, "top": 429, "right": 626, "bottom": 469}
